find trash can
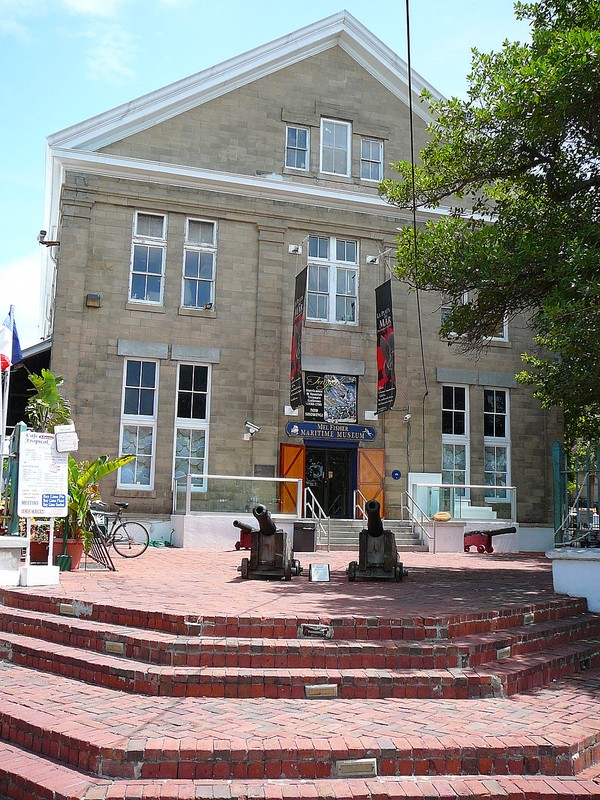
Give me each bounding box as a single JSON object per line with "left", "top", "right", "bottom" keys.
{"left": 293, "top": 522, "right": 316, "bottom": 552}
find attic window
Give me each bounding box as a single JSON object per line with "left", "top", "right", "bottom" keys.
{"left": 320, "top": 119, "right": 351, "bottom": 176}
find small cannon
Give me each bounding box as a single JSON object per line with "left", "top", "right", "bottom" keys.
{"left": 238, "top": 504, "right": 302, "bottom": 581}
{"left": 347, "top": 499, "right": 405, "bottom": 582}
{"left": 464, "top": 525, "right": 517, "bottom": 554}
{"left": 233, "top": 519, "right": 253, "bottom": 550}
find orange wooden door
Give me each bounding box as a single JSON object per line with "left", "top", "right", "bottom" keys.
{"left": 279, "top": 443, "right": 306, "bottom": 514}
{"left": 357, "top": 448, "right": 386, "bottom": 516}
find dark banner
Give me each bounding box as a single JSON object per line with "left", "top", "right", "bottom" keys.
{"left": 376, "top": 280, "right": 396, "bottom": 414}
{"left": 290, "top": 267, "right": 307, "bottom": 409}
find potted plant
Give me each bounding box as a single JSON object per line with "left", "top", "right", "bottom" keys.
{"left": 24, "top": 369, "right": 72, "bottom": 433}
{"left": 67, "top": 454, "right": 135, "bottom": 554}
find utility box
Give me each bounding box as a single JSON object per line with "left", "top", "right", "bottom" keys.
{"left": 293, "top": 522, "right": 316, "bottom": 552}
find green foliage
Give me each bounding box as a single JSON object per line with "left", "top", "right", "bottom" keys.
{"left": 67, "top": 454, "right": 135, "bottom": 552}
{"left": 380, "top": 0, "right": 600, "bottom": 445}
{"left": 25, "top": 369, "right": 72, "bottom": 433}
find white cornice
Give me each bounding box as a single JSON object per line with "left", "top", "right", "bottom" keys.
{"left": 48, "top": 11, "right": 441, "bottom": 153}
{"left": 52, "top": 147, "right": 446, "bottom": 222}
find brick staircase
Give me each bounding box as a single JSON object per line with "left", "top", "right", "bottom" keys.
{"left": 316, "top": 518, "right": 427, "bottom": 551}
{"left": 0, "top": 579, "right": 599, "bottom": 798}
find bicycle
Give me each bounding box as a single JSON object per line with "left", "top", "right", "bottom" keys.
{"left": 89, "top": 501, "right": 149, "bottom": 558}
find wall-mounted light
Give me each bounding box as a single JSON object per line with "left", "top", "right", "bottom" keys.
{"left": 204, "top": 302, "right": 213, "bottom": 310}
{"left": 85, "top": 293, "right": 101, "bottom": 308}
{"left": 288, "top": 244, "right": 303, "bottom": 254}
{"left": 366, "top": 255, "right": 379, "bottom": 265}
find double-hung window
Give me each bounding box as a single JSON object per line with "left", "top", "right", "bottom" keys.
{"left": 441, "top": 385, "right": 469, "bottom": 499}
{"left": 307, "top": 235, "right": 358, "bottom": 325}
{"left": 360, "top": 138, "right": 383, "bottom": 181}
{"left": 285, "top": 125, "right": 309, "bottom": 170}
{"left": 173, "top": 364, "right": 210, "bottom": 492}
{"left": 129, "top": 212, "right": 166, "bottom": 304}
{"left": 320, "top": 119, "right": 351, "bottom": 176}
{"left": 483, "top": 388, "right": 510, "bottom": 500}
{"left": 182, "top": 219, "right": 217, "bottom": 309}
{"left": 119, "top": 359, "right": 158, "bottom": 489}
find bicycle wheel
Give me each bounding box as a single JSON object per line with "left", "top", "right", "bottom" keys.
{"left": 112, "top": 521, "right": 149, "bottom": 558}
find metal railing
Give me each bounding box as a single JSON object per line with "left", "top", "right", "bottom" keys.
{"left": 174, "top": 473, "right": 303, "bottom": 517}
{"left": 304, "top": 487, "right": 331, "bottom": 551}
{"left": 353, "top": 489, "right": 368, "bottom": 520}
{"left": 411, "top": 483, "right": 517, "bottom": 523}
{"left": 402, "top": 491, "right": 435, "bottom": 550}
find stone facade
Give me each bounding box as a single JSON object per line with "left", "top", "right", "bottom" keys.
{"left": 44, "top": 13, "right": 561, "bottom": 525}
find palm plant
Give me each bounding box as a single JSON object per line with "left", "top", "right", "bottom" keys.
{"left": 25, "top": 369, "right": 72, "bottom": 433}
{"left": 67, "top": 454, "right": 135, "bottom": 552}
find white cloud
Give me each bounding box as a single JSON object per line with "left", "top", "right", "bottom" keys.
{"left": 60, "top": 0, "right": 124, "bottom": 17}
{"left": 0, "top": 252, "right": 43, "bottom": 349}
{"left": 83, "top": 23, "right": 137, "bottom": 82}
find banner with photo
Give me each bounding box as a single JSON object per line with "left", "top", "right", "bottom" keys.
{"left": 290, "top": 267, "right": 307, "bottom": 409}
{"left": 376, "top": 280, "right": 396, "bottom": 414}
{"left": 304, "top": 373, "right": 357, "bottom": 423}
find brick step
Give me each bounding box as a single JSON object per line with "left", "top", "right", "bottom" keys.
{"left": 0, "top": 629, "right": 599, "bottom": 700}
{"left": 1, "top": 662, "right": 600, "bottom": 781}
{"left": 0, "top": 590, "right": 588, "bottom": 640}
{"left": 1, "top": 739, "right": 600, "bottom": 800}
{"left": 1, "top": 603, "right": 599, "bottom": 672}
{"left": 1, "top": 737, "right": 600, "bottom": 800}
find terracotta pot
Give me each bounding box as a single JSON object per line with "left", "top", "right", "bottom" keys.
{"left": 52, "top": 539, "right": 85, "bottom": 570}
{"left": 29, "top": 540, "right": 50, "bottom": 563}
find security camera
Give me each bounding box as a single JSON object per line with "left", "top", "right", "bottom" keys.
{"left": 245, "top": 421, "right": 260, "bottom": 435}
{"left": 403, "top": 413, "right": 412, "bottom": 422}
{"left": 37, "top": 230, "right": 47, "bottom": 243}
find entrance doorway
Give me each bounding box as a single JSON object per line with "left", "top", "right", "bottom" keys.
{"left": 305, "top": 448, "right": 353, "bottom": 518}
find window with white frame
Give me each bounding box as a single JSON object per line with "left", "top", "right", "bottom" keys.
{"left": 173, "top": 364, "right": 210, "bottom": 491}
{"left": 441, "top": 385, "right": 469, "bottom": 497}
{"left": 360, "top": 138, "right": 383, "bottom": 181}
{"left": 489, "top": 317, "right": 509, "bottom": 342}
{"left": 320, "top": 119, "right": 351, "bottom": 176}
{"left": 306, "top": 235, "right": 358, "bottom": 324}
{"left": 483, "top": 388, "right": 510, "bottom": 499}
{"left": 285, "top": 125, "right": 309, "bottom": 170}
{"left": 119, "top": 359, "right": 158, "bottom": 489}
{"left": 129, "top": 212, "right": 166, "bottom": 304}
{"left": 182, "top": 219, "right": 217, "bottom": 309}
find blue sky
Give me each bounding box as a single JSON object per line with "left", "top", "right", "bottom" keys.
{"left": 0, "top": 0, "right": 530, "bottom": 348}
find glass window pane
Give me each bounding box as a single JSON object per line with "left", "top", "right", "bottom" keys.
{"left": 124, "top": 388, "right": 139, "bottom": 416}
{"left": 495, "top": 392, "right": 506, "bottom": 414}
{"left": 179, "top": 365, "right": 193, "bottom": 391}
{"left": 178, "top": 392, "right": 192, "bottom": 418}
{"left": 454, "top": 412, "right": 465, "bottom": 436}
{"left": 133, "top": 245, "right": 148, "bottom": 272}
{"left": 484, "top": 390, "right": 494, "bottom": 413}
{"left": 454, "top": 387, "right": 465, "bottom": 410}
{"left": 199, "top": 253, "right": 214, "bottom": 278}
{"left": 137, "top": 214, "right": 164, "bottom": 238}
{"left": 484, "top": 415, "right": 495, "bottom": 437}
{"left": 442, "top": 410, "right": 453, "bottom": 434}
{"left": 139, "top": 388, "right": 154, "bottom": 416}
{"left": 184, "top": 251, "right": 199, "bottom": 278}
{"left": 193, "top": 367, "right": 208, "bottom": 392}
{"left": 141, "top": 362, "right": 156, "bottom": 388}
{"left": 146, "top": 276, "right": 161, "bottom": 302}
{"left": 442, "top": 386, "right": 453, "bottom": 409}
{"left": 192, "top": 394, "right": 207, "bottom": 419}
{"left": 147, "top": 247, "right": 163, "bottom": 274}
{"left": 126, "top": 360, "right": 141, "bottom": 386}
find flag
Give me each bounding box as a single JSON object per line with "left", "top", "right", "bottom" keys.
{"left": 0, "top": 312, "right": 22, "bottom": 372}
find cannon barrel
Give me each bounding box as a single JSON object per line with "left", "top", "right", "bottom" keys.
{"left": 252, "top": 504, "right": 277, "bottom": 536}
{"left": 365, "top": 499, "right": 385, "bottom": 538}
{"left": 465, "top": 525, "right": 517, "bottom": 538}
{"left": 233, "top": 520, "right": 255, "bottom": 534}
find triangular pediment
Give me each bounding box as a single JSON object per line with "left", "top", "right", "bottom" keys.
{"left": 48, "top": 10, "right": 441, "bottom": 152}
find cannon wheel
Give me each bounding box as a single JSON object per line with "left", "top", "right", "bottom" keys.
{"left": 284, "top": 560, "right": 292, "bottom": 581}
{"left": 235, "top": 541, "right": 241, "bottom": 551}
{"left": 394, "top": 563, "right": 403, "bottom": 582}
{"left": 348, "top": 561, "right": 357, "bottom": 582}
{"left": 477, "top": 545, "right": 486, "bottom": 554}
{"left": 241, "top": 557, "right": 249, "bottom": 579}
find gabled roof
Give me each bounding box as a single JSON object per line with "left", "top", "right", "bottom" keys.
{"left": 48, "top": 10, "right": 441, "bottom": 152}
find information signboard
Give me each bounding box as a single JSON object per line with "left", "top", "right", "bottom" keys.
{"left": 17, "top": 431, "right": 68, "bottom": 518}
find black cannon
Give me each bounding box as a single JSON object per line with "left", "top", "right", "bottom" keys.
{"left": 238, "top": 504, "right": 302, "bottom": 580}
{"left": 347, "top": 499, "right": 405, "bottom": 582}
{"left": 233, "top": 519, "right": 253, "bottom": 550}
{"left": 464, "top": 525, "right": 517, "bottom": 553}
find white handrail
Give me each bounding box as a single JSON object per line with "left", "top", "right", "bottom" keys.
{"left": 304, "top": 487, "right": 331, "bottom": 551}
{"left": 403, "top": 490, "right": 435, "bottom": 550}
{"left": 353, "top": 488, "right": 368, "bottom": 520}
